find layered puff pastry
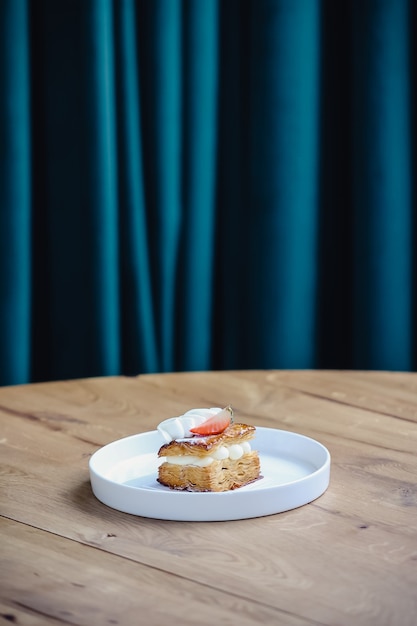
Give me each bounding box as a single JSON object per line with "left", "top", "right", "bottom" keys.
{"left": 157, "top": 423, "right": 260, "bottom": 492}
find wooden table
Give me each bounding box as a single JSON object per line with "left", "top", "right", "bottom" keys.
{"left": 1, "top": 370, "right": 417, "bottom": 625}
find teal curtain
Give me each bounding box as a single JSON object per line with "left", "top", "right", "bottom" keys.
{"left": 0, "top": 0, "right": 416, "bottom": 386}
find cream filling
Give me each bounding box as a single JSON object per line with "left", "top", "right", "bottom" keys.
{"left": 161, "top": 442, "right": 251, "bottom": 467}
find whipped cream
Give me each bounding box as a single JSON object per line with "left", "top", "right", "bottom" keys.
{"left": 157, "top": 407, "right": 223, "bottom": 443}
{"left": 160, "top": 441, "right": 252, "bottom": 467}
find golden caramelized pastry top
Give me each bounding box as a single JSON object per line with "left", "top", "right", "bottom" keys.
{"left": 158, "top": 423, "right": 256, "bottom": 457}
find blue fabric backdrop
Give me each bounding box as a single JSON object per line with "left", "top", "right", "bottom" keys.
{"left": 0, "top": 0, "right": 416, "bottom": 385}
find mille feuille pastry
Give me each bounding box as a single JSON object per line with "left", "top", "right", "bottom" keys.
{"left": 156, "top": 406, "right": 260, "bottom": 492}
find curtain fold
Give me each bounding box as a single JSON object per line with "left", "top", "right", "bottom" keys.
{"left": 116, "top": 0, "right": 158, "bottom": 374}
{"left": 0, "top": 0, "right": 416, "bottom": 386}
{"left": 29, "top": 0, "right": 121, "bottom": 381}
{"left": 177, "top": 0, "right": 219, "bottom": 371}
{"left": 352, "top": 0, "right": 413, "bottom": 370}
{"left": 0, "top": 0, "right": 31, "bottom": 385}
{"left": 138, "top": 0, "right": 183, "bottom": 373}
{"left": 88, "top": 0, "right": 120, "bottom": 375}
{"left": 242, "top": 0, "right": 321, "bottom": 369}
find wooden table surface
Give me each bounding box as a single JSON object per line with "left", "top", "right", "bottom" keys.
{"left": 1, "top": 370, "right": 417, "bottom": 625}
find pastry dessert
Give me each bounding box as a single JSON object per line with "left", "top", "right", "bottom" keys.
{"left": 156, "top": 407, "right": 260, "bottom": 492}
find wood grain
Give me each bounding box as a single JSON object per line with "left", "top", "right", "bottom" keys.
{"left": 2, "top": 518, "right": 304, "bottom": 626}
{"left": 1, "top": 370, "right": 417, "bottom": 626}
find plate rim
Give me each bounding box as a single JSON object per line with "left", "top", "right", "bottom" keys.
{"left": 89, "top": 427, "right": 331, "bottom": 521}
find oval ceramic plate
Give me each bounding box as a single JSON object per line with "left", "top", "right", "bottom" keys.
{"left": 89, "top": 427, "right": 330, "bottom": 522}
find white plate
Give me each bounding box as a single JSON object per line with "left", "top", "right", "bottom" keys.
{"left": 89, "top": 427, "right": 331, "bottom": 522}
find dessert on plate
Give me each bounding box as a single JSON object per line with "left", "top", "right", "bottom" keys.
{"left": 156, "top": 406, "right": 260, "bottom": 492}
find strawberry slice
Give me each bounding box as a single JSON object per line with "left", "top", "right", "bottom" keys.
{"left": 190, "top": 406, "right": 233, "bottom": 436}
